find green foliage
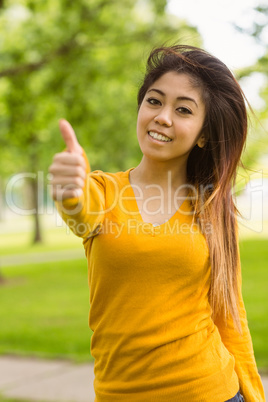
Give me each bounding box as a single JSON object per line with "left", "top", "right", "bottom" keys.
{"left": 0, "top": 0, "right": 203, "bottom": 245}
{"left": 0, "top": 0, "right": 202, "bottom": 242}
{"left": 0, "top": 0, "right": 202, "bottom": 175}
{"left": 233, "top": 5, "right": 268, "bottom": 170}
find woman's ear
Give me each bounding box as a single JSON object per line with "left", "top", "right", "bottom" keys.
{"left": 197, "top": 134, "right": 206, "bottom": 148}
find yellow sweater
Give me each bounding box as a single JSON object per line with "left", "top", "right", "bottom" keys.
{"left": 57, "top": 158, "right": 265, "bottom": 401}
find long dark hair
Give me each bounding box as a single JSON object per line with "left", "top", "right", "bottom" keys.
{"left": 138, "top": 45, "right": 248, "bottom": 333}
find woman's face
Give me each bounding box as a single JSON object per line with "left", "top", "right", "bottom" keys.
{"left": 136, "top": 71, "right": 206, "bottom": 164}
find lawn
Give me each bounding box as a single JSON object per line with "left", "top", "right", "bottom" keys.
{"left": 0, "top": 236, "right": 267, "bottom": 373}
{"left": 0, "top": 258, "right": 92, "bottom": 363}
{"left": 0, "top": 226, "right": 82, "bottom": 257}
{"left": 239, "top": 238, "right": 268, "bottom": 373}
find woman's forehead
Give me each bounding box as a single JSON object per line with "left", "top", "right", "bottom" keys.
{"left": 147, "top": 72, "right": 204, "bottom": 102}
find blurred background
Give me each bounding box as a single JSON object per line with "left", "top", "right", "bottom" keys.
{"left": 0, "top": 0, "right": 267, "bottom": 392}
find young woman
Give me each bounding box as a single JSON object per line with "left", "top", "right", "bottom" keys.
{"left": 49, "top": 45, "right": 265, "bottom": 401}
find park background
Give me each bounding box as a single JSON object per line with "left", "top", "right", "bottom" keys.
{"left": 0, "top": 0, "right": 268, "bottom": 397}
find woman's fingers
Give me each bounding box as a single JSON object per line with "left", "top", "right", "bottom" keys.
{"left": 52, "top": 152, "right": 86, "bottom": 167}
{"left": 49, "top": 164, "right": 86, "bottom": 179}
{"left": 51, "top": 187, "right": 83, "bottom": 201}
{"left": 59, "top": 119, "right": 83, "bottom": 154}
{"left": 49, "top": 120, "right": 86, "bottom": 201}
{"left": 50, "top": 175, "right": 85, "bottom": 188}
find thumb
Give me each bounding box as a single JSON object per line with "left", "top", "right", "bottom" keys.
{"left": 59, "top": 119, "right": 82, "bottom": 154}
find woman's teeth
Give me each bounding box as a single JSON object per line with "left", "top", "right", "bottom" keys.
{"left": 148, "top": 131, "right": 172, "bottom": 142}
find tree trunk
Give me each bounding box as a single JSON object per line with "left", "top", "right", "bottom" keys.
{"left": 27, "top": 130, "right": 43, "bottom": 245}
{"left": 30, "top": 175, "right": 42, "bottom": 244}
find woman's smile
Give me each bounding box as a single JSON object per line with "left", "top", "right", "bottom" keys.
{"left": 148, "top": 130, "right": 172, "bottom": 143}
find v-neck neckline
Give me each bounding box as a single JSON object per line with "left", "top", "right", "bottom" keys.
{"left": 126, "top": 167, "right": 191, "bottom": 228}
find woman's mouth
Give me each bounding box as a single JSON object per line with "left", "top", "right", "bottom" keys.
{"left": 148, "top": 131, "right": 172, "bottom": 143}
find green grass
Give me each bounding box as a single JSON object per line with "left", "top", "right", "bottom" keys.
{"left": 239, "top": 238, "right": 268, "bottom": 373}
{"left": 0, "top": 226, "right": 82, "bottom": 256}
{"left": 0, "top": 236, "right": 267, "bottom": 374}
{"left": 0, "top": 259, "right": 92, "bottom": 363}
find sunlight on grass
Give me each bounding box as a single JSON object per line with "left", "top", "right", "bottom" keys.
{"left": 0, "top": 213, "right": 82, "bottom": 256}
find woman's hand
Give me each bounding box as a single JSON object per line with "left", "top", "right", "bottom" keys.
{"left": 49, "top": 119, "right": 86, "bottom": 201}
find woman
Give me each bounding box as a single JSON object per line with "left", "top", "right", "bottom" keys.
{"left": 49, "top": 45, "right": 265, "bottom": 401}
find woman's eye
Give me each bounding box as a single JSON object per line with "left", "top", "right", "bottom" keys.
{"left": 146, "top": 97, "right": 161, "bottom": 106}
{"left": 177, "top": 107, "right": 192, "bottom": 114}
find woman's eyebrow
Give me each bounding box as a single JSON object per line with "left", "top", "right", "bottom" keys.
{"left": 148, "top": 88, "right": 165, "bottom": 96}
{"left": 147, "top": 88, "right": 198, "bottom": 108}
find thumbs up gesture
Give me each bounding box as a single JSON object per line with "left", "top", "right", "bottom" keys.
{"left": 49, "top": 119, "right": 87, "bottom": 201}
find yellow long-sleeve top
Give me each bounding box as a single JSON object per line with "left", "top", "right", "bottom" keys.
{"left": 57, "top": 158, "right": 265, "bottom": 401}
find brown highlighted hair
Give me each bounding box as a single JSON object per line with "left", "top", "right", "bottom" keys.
{"left": 138, "top": 45, "right": 248, "bottom": 333}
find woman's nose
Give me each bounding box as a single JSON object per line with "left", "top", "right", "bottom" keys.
{"left": 154, "top": 108, "right": 172, "bottom": 127}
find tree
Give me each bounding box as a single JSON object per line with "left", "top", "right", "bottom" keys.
{"left": 0, "top": 0, "right": 202, "bottom": 243}
{"left": 234, "top": 5, "right": 268, "bottom": 174}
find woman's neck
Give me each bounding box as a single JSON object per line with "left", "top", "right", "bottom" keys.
{"left": 130, "top": 156, "right": 188, "bottom": 191}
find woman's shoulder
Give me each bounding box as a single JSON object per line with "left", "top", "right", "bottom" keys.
{"left": 89, "top": 168, "right": 135, "bottom": 185}
{"left": 88, "top": 168, "right": 135, "bottom": 202}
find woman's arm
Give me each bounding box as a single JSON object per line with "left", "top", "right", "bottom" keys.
{"left": 49, "top": 119, "right": 105, "bottom": 238}
{"left": 213, "top": 262, "right": 265, "bottom": 401}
